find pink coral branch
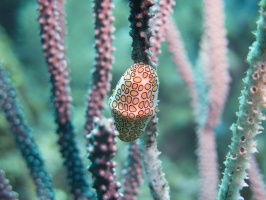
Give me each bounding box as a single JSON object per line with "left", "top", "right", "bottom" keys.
{"left": 165, "top": 17, "right": 199, "bottom": 119}
{"left": 166, "top": 1, "right": 229, "bottom": 199}
{"left": 151, "top": 0, "right": 175, "bottom": 65}
{"left": 197, "top": 0, "right": 230, "bottom": 199}
{"left": 249, "top": 154, "right": 266, "bottom": 200}
{"left": 196, "top": 127, "right": 219, "bottom": 200}
{"left": 203, "top": 0, "right": 230, "bottom": 129}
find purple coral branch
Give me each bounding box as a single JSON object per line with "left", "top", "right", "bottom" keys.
{"left": 87, "top": 117, "right": 122, "bottom": 200}
{"left": 0, "top": 170, "right": 18, "bottom": 200}
{"left": 37, "top": 1, "right": 93, "bottom": 199}
{"left": 122, "top": 142, "right": 143, "bottom": 200}
{"left": 0, "top": 64, "right": 55, "bottom": 199}
{"left": 203, "top": 0, "right": 230, "bottom": 129}
{"left": 84, "top": 0, "right": 115, "bottom": 137}
{"left": 83, "top": 0, "right": 120, "bottom": 199}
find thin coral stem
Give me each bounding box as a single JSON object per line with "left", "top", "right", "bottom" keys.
{"left": 37, "top": 1, "right": 93, "bottom": 199}
{"left": 218, "top": 1, "right": 266, "bottom": 199}
{"left": 0, "top": 64, "right": 55, "bottom": 200}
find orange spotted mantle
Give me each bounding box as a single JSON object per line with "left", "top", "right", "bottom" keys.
{"left": 109, "top": 62, "right": 159, "bottom": 142}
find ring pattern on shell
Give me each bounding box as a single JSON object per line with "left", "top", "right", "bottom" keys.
{"left": 109, "top": 62, "right": 159, "bottom": 142}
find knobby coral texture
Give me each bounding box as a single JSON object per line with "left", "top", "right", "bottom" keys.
{"left": 38, "top": 0, "right": 93, "bottom": 199}
{"left": 1, "top": 0, "right": 266, "bottom": 200}
{"left": 128, "top": 0, "right": 154, "bottom": 66}
{"left": 84, "top": 0, "right": 118, "bottom": 199}
{"left": 0, "top": 170, "right": 18, "bottom": 200}
{"left": 87, "top": 118, "right": 122, "bottom": 200}
{"left": 0, "top": 64, "right": 55, "bottom": 200}
{"left": 218, "top": 0, "right": 266, "bottom": 195}
{"left": 85, "top": 0, "right": 115, "bottom": 136}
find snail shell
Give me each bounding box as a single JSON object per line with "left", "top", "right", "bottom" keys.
{"left": 109, "top": 62, "right": 159, "bottom": 142}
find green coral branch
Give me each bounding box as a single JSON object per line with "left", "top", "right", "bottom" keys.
{"left": 218, "top": 1, "right": 266, "bottom": 199}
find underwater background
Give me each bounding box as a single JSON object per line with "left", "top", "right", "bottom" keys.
{"left": 0, "top": 0, "right": 265, "bottom": 199}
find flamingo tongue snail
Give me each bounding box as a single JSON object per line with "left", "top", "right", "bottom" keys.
{"left": 109, "top": 62, "right": 159, "bottom": 142}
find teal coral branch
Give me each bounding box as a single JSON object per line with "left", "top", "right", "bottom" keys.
{"left": 37, "top": 1, "right": 93, "bottom": 199}
{"left": 218, "top": 0, "right": 266, "bottom": 199}
{"left": 0, "top": 63, "right": 55, "bottom": 200}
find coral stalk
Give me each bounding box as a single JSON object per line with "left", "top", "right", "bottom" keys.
{"left": 128, "top": 0, "right": 154, "bottom": 67}
{"left": 0, "top": 64, "right": 55, "bottom": 200}
{"left": 85, "top": 0, "right": 115, "bottom": 137}
{"left": 195, "top": 0, "right": 230, "bottom": 199}
{"left": 218, "top": 1, "right": 266, "bottom": 199}
{"left": 0, "top": 170, "right": 19, "bottom": 200}
{"left": 37, "top": 1, "right": 92, "bottom": 199}
{"left": 84, "top": 0, "right": 118, "bottom": 199}
{"left": 139, "top": 117, "right": 170, "bottom": 200}
{"left": 87, "top": 117, "right": 122, "bottom": 200}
